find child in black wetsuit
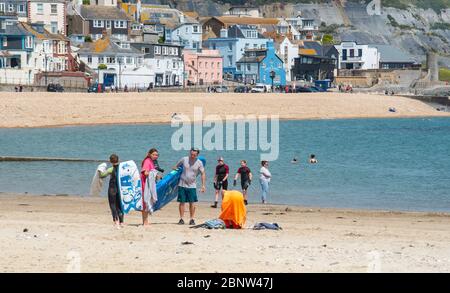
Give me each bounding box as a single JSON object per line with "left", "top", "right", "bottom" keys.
{"left": 100, "top": 154, "right": 124, "bottom": 228}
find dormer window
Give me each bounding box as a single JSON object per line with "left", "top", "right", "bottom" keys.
{"left": 120, "top": 43, "right": 130, "bottom": 49}
{"left": 93, "top": 20, "right": 104, "bottom": 28}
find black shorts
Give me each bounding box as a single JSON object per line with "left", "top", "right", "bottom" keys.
{"left": 214, "top": 180, "right": 228, "bottom": 190}
{"left": 241, "top": 180, "right": 250, "bottom": 191}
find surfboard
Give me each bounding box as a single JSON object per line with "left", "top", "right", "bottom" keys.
{"left": 153, "top": 156, "right": 206, "bottom": 212}
{"left": 117, "top": 160, "right": 143, "bottom": 214}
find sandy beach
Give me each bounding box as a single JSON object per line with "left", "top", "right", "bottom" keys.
{"left": 0, "top": 193, "right": 449, "bottom": 273}
{"left": 0, "top": 92, "right": 448, "bottom": 128}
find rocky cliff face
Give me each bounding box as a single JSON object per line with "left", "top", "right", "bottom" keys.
{"left": 160, "top": 0, "right": 450, "bottom": 66}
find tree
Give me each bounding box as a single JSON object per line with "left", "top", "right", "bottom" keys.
{"left": 98, "top": 64, "right": 107, "bottom": 70}
{"left": 84, "top": 35, "right": 92, "bottom": 43}
{"left": 322, "top": 34, "right": 334, "bottom": 45}
{"left": 83, "top": 0, "right": 90, "bottom": 4}
{"left": 158, "top": 36, "right": 165, "bottom": 44}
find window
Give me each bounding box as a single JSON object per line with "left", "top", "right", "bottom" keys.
{"left": 191, "top": 61, "right": 194, "bottom": 66}
{"left": 106, "top": 56, "right": 116, "bottom": 64}
{"left": 117, "top": 56, "right": 124, "bottom": 64}
{"left": 211, "top": 62, "right": 214, "bottom": 69}
{"left": 247, "top": 64, "right": 251, "bottom": 71}
{"left": 51, "top": 4, "right": 57, "bottom": 14}
{"left": 2, "top": 36, "right": 7, "bottom": 47}
{"left": 193, "top": 25, "right": 198, "bottom": 33}
{"left": 0, "top": 4, "right": 4, "bottom": 12}
{"left": 98, "top": 56, "right": 104, "bottom": 64}
{"left": 126, "top": 57, "right": 133, "bottom": 64}
{"left": 25, "top": 36, "right": 33, "bottom": 48}
{"left": 37, "top": 3, "right": 43, "bottom": 14}
{"left": 144, "top": 47, "right": 150, "bottom": 54}
{"left": 350, "top": 49, "right": 354, "bottom": 57}
{"left": 228, "top": 56, "right": 232, "bottom": 66}
{"left": 120, "top": 43, "right": 130, "bottom": 49}
{"left": 106, "top": 21, "right": 111, "bottom": 29}
{"left": 50, "top": 22, "right": 58, "bottom": 34}
{"left": 93, "top": 20, "right": 104, "bottom": 28}
{"left": 199, "top": 62, "right": 202, "bottom": 68}
{"left": 114, "top": 21, "right": 126, "bottom": 29}
{"left": 172, "top": 61, "right": 176, "bottom": 69}
{"left": 342, "top": 49, "right": 347, "bottom": 61}
{"left": 173, "top": 48, "right": 178, "bottom": 55}
{"left": 237, "top": 64, "right": 241, "bottom": 71}
{"left": 17, "top": 4, "right": 25, "bottom": 13}
{"left": 87, "top": 55, "right": 92, "bottom": 64}
{"left": 358, "top": 49, "right": 363, "bottom": 57}
{"left": 228, "top": 42, "right": 232, "bottom": 51}
{"left": 162, "top": 46, "right": 168, "bottom": 55}
{"left": 156, "top": 60, "right": 160, "bottom": 69}
{"left": 8, "top": 4, "right": 13, "bottom": 12}
{"left": 205, "top": 62, "right": 208, "bottom": 68}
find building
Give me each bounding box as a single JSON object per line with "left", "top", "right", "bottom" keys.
{"left": 236, "top": 41, "right": 286, "bottom": 86}
{"left": 223, "top": 6, "right": 260, "bottom": 18}
{"left": 292, "top": 53, "right": 336, "bottom": 82}
{"left": 204, "top": 25, "right": 269, "bottom": 80}
{"left": 0, "top": 0, "right": 28, "bottom": 20}
{"left": 168, "top": 15, "right": 202, "bottom": 51}
{"left": 183, "top": 49, "right": 222, "bottom": 86}
{"left": 284, "top": 15, "right": 318, "bottom": 40}
{"left": 68, "top": 4, "right": 131, "bottom": 41}
{"left": 371, "top": 44, "right": 417, "bottom": 69}
{"left": 91, "top": 0, "right": 117, "bottom": 6}
{"left": 28, "top": 0, "right": 66, "bottom": 35}
{"left": 202, "top": 16, "right": 279, "bottom": 40}
{"left": 130, "top": 41, "right": 184, "bottom": 87}
{"left": 334, "top": 41, "right": 379, "bottom": 70}
{"left": 277, "top": 37, "right": 298, "bottom": 82}
{"left": 0, "top": 17, "right": 73, "bottom": 84}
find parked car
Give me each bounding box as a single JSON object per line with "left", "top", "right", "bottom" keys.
{"left": 87, "top": 83, "right": 105, "bottom": 93}
{"left": 47, "top": 83, "right": 64, "bottom": 92}
{"left": 210, "top": 85, "right": 229, "bottom": 93}
{"left": 234, "top": 85, "right": 250, "bottom": 93}
{"left": 251, "top": 84, "right": 271, "bottom": 93}
{"left": 295, "top": 86, "right": 314, "bottom": 93}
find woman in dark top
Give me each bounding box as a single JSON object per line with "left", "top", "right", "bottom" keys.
{"left": 211, "top": 157, "right": 229, "bottom": 208}
{"left": 100, "top": 154, "right": 123, "bottom": 229}
{"left": 233, "top": 160, "right": 253, "bottom": 205}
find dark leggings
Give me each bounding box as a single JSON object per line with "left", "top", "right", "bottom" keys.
{"left": 108, "top": 187, "right": 123, "bottom": 223}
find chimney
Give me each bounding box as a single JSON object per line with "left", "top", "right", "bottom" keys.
{"left": 220, "top": 28, "right": 228, "bottom": 38}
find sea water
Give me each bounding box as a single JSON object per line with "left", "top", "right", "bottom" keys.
{"left": 1, "top": 118, "right": 449, "bottom": 212}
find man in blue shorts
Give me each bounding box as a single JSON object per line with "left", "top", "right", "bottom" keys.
{"left": 173, "top": 148, "right": 206, "bottom": 225}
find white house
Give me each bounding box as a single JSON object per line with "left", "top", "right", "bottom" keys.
{"left": 277, "top": 37, "right": 298, "bottom": 82}
{"left": 334, "top": 41, "right": 380, "bottom": 70}
{"left": 168, "top": 15, "right": 202, "bottom": 51}
{"left": 28, "top": 0, "right": 66, "bottom": 35}
{"left": 223, "top": 6, "right": 260, "bottom": 18}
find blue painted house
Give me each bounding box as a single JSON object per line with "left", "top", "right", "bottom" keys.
{"left": 204, "top": 25, "right": 268, "bottom": 80}
{"left": 236, "top": 41, "right": 286, "bottom": 86}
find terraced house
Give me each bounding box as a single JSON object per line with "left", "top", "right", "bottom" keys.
{"left": 68, "top": 4, "right": 131, "bottom": 41}
{"left": 0, "top": 0, "right": 28, "bottom": 20}
{"left": 28, "top": 0, "right": 66, "bottom": 35}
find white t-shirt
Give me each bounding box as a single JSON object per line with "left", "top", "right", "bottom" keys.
{"left": 259, "top": 167, "right": 271, "bottom": 183}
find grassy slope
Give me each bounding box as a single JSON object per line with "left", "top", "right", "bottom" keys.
{"left": 439, "top": 68, "right": 450, "bottom": 82}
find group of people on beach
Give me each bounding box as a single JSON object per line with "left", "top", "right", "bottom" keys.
{"left": 98, "top": 148, "right": 272, "bottom": 229}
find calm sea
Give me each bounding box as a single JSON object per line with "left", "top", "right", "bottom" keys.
{"left": 1, "top": 118, "right": 450, "bottom": 212}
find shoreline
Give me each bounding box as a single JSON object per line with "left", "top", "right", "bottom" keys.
{"left": 1, "top": 115, "right": 449, "bottom": 130}
{"left": 1, "top": 92, "right": 449, "bottom": 128}
{"left": 1, "top": 193, "right": 450, "bottom": 272}
{"left": 1, "top": 192, "right": 449, "bottom": 216}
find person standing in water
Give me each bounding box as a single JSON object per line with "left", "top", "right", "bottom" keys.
{"left": 211, "top": 157, "right": 229, "bottom": 208}
{"left": 173, "top": 148, "right": 206, "bottom": 225}
{"left": 259, "top": 160, "right": 271, "bottom": 204}
{"left": 99, "top": 154, "right": 124, "bottom": 229}
{"left": 233, "top": 160, "right": 252, "bottom": 205}
{"left": 141, "top": 148, "right": 159, "bottom": 226}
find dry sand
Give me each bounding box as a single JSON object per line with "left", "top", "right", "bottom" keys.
{"left": 0, "top": 92, "right": 448, "bottom": 128}
{"left": 1, "top": 194, "right": 449, "bottom": 273}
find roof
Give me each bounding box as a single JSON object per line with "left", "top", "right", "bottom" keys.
{"left": 228, "top": 25, "right": 265, "bottom": 39}
{"left": 301, "top": 41, "right": 323, "bottom": 55}
{"left": 79, "top": 5, "right": 131, "bottom": 21}
{"left": 237, "top": 55, "right": 266, "bottom": 63}
{"left": 183, "top": 11, "right": 199, "bottom": 19}
{"left": 21, "top": 23, "right": 68, "bottom": 41}
{"left": 0, "top": 21, "right": 32, "bottom": 36}
{"left": 215, "top": 16, "right": 280, "bottom": 26}
{"left": 78, "top": 37, "right": 143, "bottom": 55}
{"left": 299, "top": 48, "right": 317, "bottom": 56}
{"left": 370, "top": 44, "right": 416, "bottom": 63}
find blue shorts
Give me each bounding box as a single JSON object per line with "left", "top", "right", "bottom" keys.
{"left": 177, "top": 187, "right": 198, "bottom": 203}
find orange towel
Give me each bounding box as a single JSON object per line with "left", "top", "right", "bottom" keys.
{"left": 219, "top": 190, "right": 247, "bottom": 229}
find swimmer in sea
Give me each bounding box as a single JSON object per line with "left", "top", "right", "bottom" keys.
{"left": 291, "top": 157, "right": 298, "bottom": 164}
{"left": 309, "top": 154, "right": 318, "bottom": 164}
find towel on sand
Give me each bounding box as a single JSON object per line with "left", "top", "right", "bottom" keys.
{"left": 219, "top": 190, "right": 247, "bottom": 229}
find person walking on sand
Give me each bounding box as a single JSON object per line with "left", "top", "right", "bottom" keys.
{"left": 141, "top": 148, "right": 159, "bottom": 226}
{"left": 211, "top": 157, "right": 229, "bottom": 208}
{"left": 99, "top": 154, "right": 124, "bottom": 229}
{"left": 259, "top": 161, "right": 271, "bottom": 204}
{"left": 233, "top": 160, "right": 252, "bottom": 205}
{"left": 173, "top": 148, "right": 206, "bottom": 225}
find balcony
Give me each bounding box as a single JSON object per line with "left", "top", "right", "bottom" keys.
{"left": 341, "top": 56, "right": 363, "bottom": 62}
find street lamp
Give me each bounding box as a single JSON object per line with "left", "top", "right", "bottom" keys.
{"left": 270, "top": 70, "right": 275, "bottom": 92}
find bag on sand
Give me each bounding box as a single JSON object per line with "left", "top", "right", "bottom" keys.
{"left": 190, "top": 219, "right": 226, "bottom": 229}
{"left": 253, "top": 222, "right": 282, "bottom": 230}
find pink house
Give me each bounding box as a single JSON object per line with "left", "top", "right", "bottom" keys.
{"left": 184, "top": 49, "right": 223, "bottom": 85}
